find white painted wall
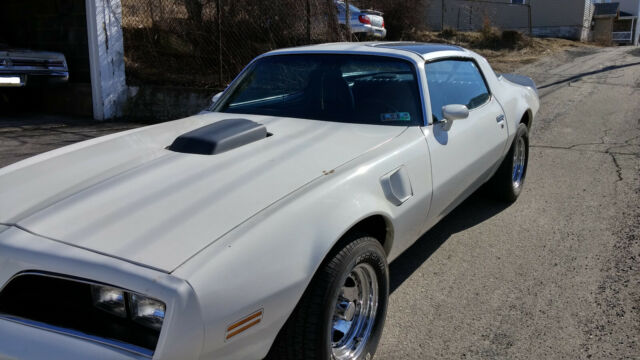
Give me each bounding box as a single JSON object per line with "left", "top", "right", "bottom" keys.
{"left": 85, "top": 0, "right": 127, "bottom": 120}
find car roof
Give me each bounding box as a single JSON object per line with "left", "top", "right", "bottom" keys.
{"left": 265, "top": 42, "right": 470, "bottom": 62}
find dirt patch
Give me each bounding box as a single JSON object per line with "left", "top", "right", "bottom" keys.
{"left": 565, "top": 48, "right": 599, "bottom": 60}
{"left": 407, "top": 30, "right": 600, "bottom": 73}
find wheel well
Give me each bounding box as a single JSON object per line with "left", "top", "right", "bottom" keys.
{"left": 342, "top": 215, "right": 393, "bottom": 255}
{"left": 520, "top": 110, "right": 532, "bottom": 129}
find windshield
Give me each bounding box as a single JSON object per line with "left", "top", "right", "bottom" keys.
{"left": 216, "top": 54, "right": 423, "bottom": 126}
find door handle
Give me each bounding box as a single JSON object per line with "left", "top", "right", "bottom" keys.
{"left": 496, "top": 114, "right": 505, "bottom": 123}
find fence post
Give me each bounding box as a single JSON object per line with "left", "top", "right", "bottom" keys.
{"left": 441, "top": 0, "right": 445, "bottom": 31}
{"left": 327, "top": 0, "right": 336, "bottom": 41}
{"left": 345, "top": 0, "right": 352, "bottom": 41}
{"left": 527, "top": 3, "right": 532, "bottom": 35}
{"left": 217, "top": 0, "right": 222, "bottom": 87}
{"left": 306, "top": 0, "right": 311, "bottom": 43}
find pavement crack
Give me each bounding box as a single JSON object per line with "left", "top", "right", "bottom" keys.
{"left": 530, "top": 143, "right": 639, "bottom": 156}
{"left": 609, "top": 153, "right": 624, "bottom": 183}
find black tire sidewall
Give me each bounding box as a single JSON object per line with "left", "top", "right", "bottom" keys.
{"left": 321, "top": 237, "right": 389, "bottom": 360}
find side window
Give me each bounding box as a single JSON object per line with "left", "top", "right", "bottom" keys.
{"left": 425, "top": 59, "right": 490, "bottom": 122}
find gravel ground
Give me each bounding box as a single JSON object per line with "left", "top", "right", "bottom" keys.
{"left": 0, "top": 46, "right": 638, "bottom": 359}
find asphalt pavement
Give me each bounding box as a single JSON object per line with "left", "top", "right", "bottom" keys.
{"left": 377, "top": 46, "right": 640, "bottom": 359}
{"left": 0, "top": 46, "right": 638, "bottom": 359}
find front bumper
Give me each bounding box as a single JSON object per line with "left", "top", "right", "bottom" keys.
{"left": 0, "top": 317, "right": 147, "bottom": 360}
{"left": 0, "top": 70, "right": 68, "bottom": 87}
{"left": 0, "top": 226, "right": 203, "bottom": 360}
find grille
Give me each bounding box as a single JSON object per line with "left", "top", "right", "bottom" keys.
{"left": 7, "top": 59, "right": 65, "bottom": 68}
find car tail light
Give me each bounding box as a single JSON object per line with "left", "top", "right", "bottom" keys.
{"left": 358, "top": 14, "right": 371, "bottom": 25}
{"left": 382, "top": 20, "right": 385, "bottom": 28}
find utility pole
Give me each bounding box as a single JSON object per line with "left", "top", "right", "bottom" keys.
{"left": 345, "top": 0, "right": 352, "bottom": 41}
{"left": 527, "top": 1, "right": 532, "bottom": 35}
{"left": 217, "top": 0, "right": 222, "bottom": 87}
{"left": 306, "top": 0, "right": 311, "bottom": 43}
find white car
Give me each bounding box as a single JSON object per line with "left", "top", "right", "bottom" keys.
{"left": 335, "top": 1, "right": 387, "bottom": 39}
{"left": 0, "top": 42, "right": 539, "bottom": 360}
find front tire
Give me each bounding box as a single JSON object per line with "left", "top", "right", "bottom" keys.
{"left": 490, "top": 123, "right": 529, "bottom": 202}
{"left": 267, "top": 234, "right": 389, "bottom": 360}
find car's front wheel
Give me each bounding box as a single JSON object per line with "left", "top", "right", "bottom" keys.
{"left": 267, "top": 234, "right": 389, "bottom": 360}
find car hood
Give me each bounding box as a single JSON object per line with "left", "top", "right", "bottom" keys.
{"left": 0, "top": 113, "right": 405, "bottom": 272}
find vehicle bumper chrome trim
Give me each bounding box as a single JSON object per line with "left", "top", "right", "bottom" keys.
{"left": 0, "top": 315, "right": 154, "bottom": 358}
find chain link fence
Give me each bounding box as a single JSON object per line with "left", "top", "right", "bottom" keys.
{"left": 121, "top": 0, "right": 538, "bottom": 92}
{"left": 121, "top": 0, "right": 428, "bottom": 90}
{"left": 122, "top": 0, "right": 346, "bottom": 90}
{"left": 441, "top": 0, "right": 531, "bottom": 33}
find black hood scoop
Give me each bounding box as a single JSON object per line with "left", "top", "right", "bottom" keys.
{"left": 169, "top": 118, "right": 268, "bottom": 155}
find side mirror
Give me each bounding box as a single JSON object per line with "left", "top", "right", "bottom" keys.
{"left": 439, "top": 104, "right": 469, "bottom": 131}
{"left": 211, "top": 92, "right": 223, "bottom": 106}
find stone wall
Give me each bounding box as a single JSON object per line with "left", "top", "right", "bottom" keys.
{"left": 124, "top": 85, "right": 213, "bottom": 121}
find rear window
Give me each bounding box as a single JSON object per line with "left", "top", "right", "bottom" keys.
{"left": 216, "top": 54, "right": 424, "bottom": 126}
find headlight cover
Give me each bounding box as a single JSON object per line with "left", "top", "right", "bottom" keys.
{"left": 130, "top": 294, "right": 166, "bottom": 331}
{"left": 90, "top": 284, "right": 166, "bottom": 331}
{"left": 90, "top": 285, "right": 127, "bottom": 318}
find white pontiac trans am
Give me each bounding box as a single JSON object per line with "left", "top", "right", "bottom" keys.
{"left": 0, "top": 42, "right": 539, "bottom": 360}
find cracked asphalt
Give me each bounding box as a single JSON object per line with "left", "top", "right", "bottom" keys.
{"left": 0, "top": 46, "right": 638, "bottom": 359}
{"left": 377, "top": 46, "right": 640, "bottom": 359}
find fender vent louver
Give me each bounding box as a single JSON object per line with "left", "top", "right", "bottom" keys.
{"left": 169, "top": 118, "right": 268, "bottom": 155}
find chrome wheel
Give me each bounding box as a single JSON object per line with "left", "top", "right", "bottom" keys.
{"left": 511, "top": 136, "right": 526, "bottom": 189}
{"left": 330, "top": 263, "right": 379, "bottom": 360}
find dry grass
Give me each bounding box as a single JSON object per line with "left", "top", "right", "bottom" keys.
{"left": 408, "top": 29, "right": 601, "bottom": 73}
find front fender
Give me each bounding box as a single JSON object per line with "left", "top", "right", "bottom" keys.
{"left": 172, "top": 128, "right": 431, "bottom": 360}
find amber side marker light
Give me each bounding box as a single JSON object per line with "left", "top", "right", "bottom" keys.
{"left": 226, "top": 309, "right": 263, "bottom": 340}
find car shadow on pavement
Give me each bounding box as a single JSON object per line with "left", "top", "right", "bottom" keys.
{"left": 389, "top": 190, "right": 510, "bottom": 293}
{"left": 537, "top": 61, "right": 640, "bottom": 90}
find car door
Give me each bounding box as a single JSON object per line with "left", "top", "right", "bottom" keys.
{"left": 422, "top": 58, "right": 508, "bottom": 225}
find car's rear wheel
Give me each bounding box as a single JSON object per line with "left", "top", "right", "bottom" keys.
{"left": 267, "top": 234, "right": 389, "bottom": 360}
{"left": 490, "top": 123, "right": 529, "bottom": 202}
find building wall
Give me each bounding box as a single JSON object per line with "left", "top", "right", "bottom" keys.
{"left": 424, "top": 0, "right": 593, "bottom": 40}
{"left": 617, "top": 0, "right": 640, "bottom": 15}
{"left": 616, "top": 0, "right": 640, "bottom": 45}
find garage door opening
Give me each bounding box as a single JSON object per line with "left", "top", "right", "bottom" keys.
{"left": 0, "top": 0, "right": 93, "bottom": 116}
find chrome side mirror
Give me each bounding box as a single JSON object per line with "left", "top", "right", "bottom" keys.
{"left": 439, "top": 104, "right": 469, "bottom": 131}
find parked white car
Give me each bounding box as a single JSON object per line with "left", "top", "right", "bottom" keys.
{"left": 0, "top": 42, "right": 539, "bottom": 360}
{"left": 335, "top": 1, "right": 386, "bottom": 39}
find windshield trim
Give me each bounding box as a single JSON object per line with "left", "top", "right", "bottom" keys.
{"left": 211, "top": 52, "right": 427, "bottom": 126}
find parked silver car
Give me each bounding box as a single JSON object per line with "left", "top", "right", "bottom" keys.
{"left": 336, "top": 1, "right": 386, "bottom": 39}
{"left": 0, "top": 46, "right": 68, "bottom": 87}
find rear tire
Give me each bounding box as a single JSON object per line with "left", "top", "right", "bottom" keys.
{"left": 490, "top": 123, "right": 529, "bottom": 202}
{"left": 267, "top": 234, "right": 389, "bottom": 360}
